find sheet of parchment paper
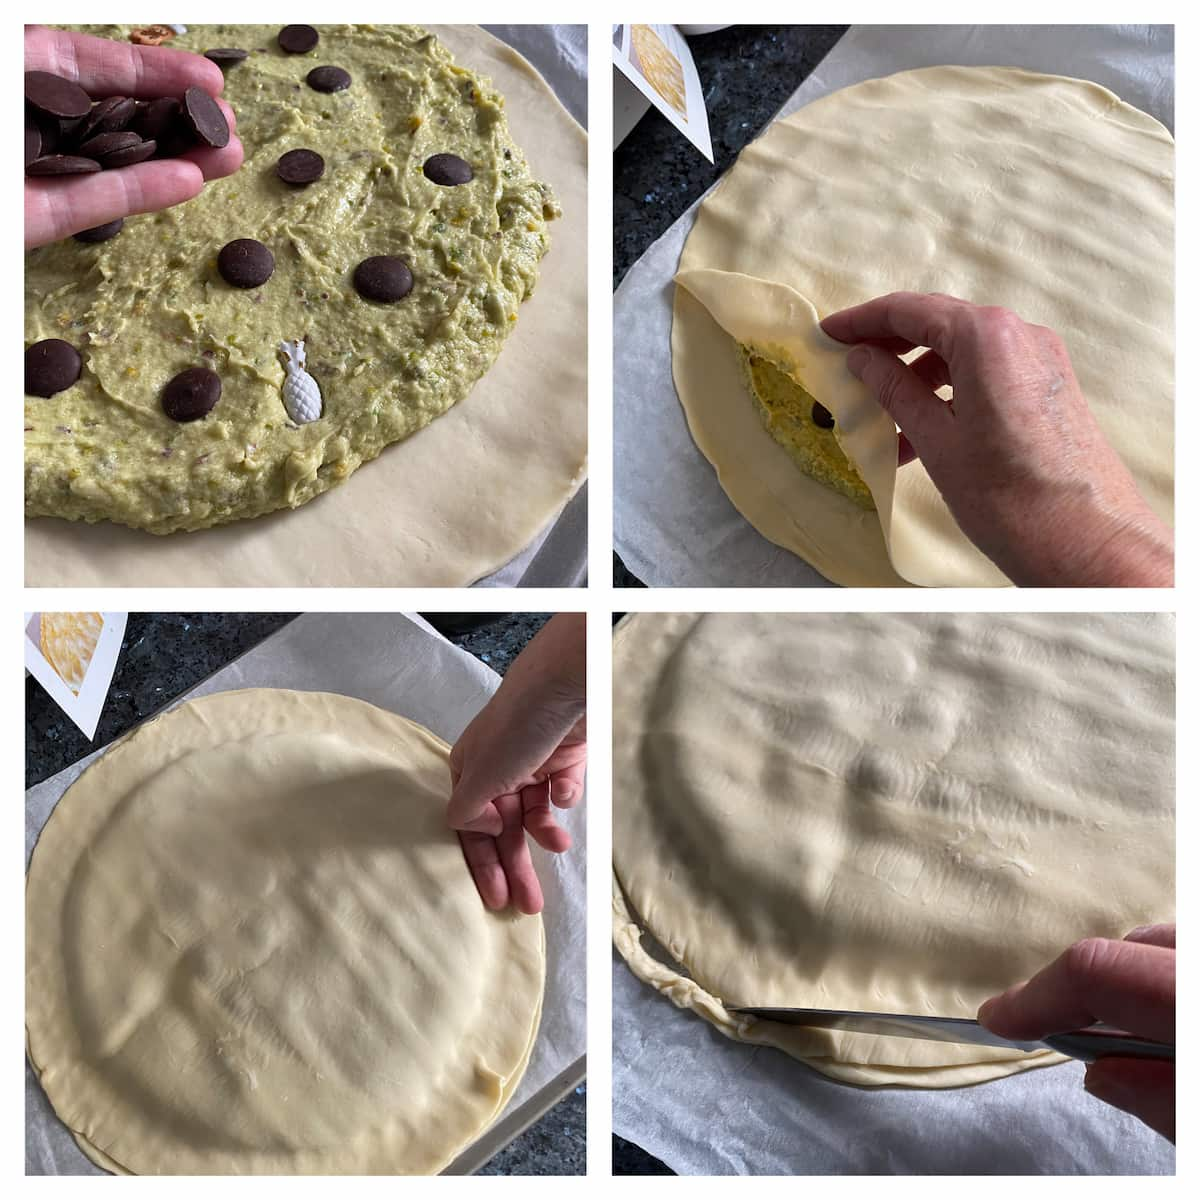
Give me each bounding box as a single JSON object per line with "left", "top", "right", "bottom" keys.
{"left": 613, "top": 949, "right": 1174, "bottom": 1174}
{"left": 481, "top": 23, "right": 589, "bottom": 588}
{"left": 26, "top": 613, "right": 586, "bottom": 1175}
{"left": 26, "top": 25, "right": 587, "bottom": 590}
{"left": 613, "top": 24, "right": 1174, "bottom": 587}
{"left": 484, "top": 24, "right": 588, "bottom": 128}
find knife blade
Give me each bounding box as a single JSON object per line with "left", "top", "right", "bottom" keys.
{"left": 727, "top": 1007, "right": 1174, "bottom": 1063}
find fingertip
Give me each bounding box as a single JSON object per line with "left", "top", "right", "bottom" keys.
{"left": 531, "top": 824, "right": 571, "bottom": 854}
{"left": 154, "top": 157, "right": 205, "bottom": 201}
{"left": 153, "top": 156, "right": 204, "bottom": 189}
{"left": 1124, "top": 923, "right": 1175, "bottom": 949}
{"left": 975, "top": 990, "right": 1014, "bottom": 1032}
{"left": 472, "top": 864, "right": 510, "bottom": 911}
{"left": 183, "top": 135, "right": 244, "bottom": 183}
{"left": 194, "top": 56, "right": 227, "bottom": 97}
{"left": 215, "top": 97, "right": 238, "bottom": 133}
{"left": 846, "top": 345, "right": 871, "bottom": 378}
{"left": 550, "top": 779, "right": 578, "bottom": 808}
{"left": 819, "top": 312, "right": 847, "bottom": 341}
{"left": 183, "top": 161, "right": 207, "bottom": 198}
{"left": 117, "top": 158, "right": 204, "bottom": 219}
{"left": 976, "top": 986, "right": 1031, "bottom": 1038}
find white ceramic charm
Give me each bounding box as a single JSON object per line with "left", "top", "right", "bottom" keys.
{"left": 279, "top": 338, "right": 323, "bottom": 424}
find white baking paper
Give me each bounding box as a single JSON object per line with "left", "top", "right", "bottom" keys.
{"left": 612, "top": 948, "right": 1174, "bottom": 1174}
{"left": 485, "top": 24, "right": 587, "bottom": 129}
{"left": 613, "top": 24, "right": 1174, "bottom": 587}
{"left": 26, "top": 613, "right": 585, "bottom": 1175}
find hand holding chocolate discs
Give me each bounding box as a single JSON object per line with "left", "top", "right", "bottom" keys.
{"left": 24, "top": 25, "right": 243, "bottom": 249}
{"left": 26, "top": 73, "right": 230, "bottom": 177}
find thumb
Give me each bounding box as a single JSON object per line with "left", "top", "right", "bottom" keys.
{"left": 447, "top": 775, "right": 504, "bottom": 836}
{"left": 846, "top": 344, "right": 953, "bottom": 453}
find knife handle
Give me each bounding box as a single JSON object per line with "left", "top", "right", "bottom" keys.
{"left": 1043, "top": 1031, "right": 1174, "bottom": 1063}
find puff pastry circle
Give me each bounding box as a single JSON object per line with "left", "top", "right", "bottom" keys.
{"left": 672, "top": 68, "right": 1174, "bottom": 587}
{"left": 26, "top": 689, "right": 544, "bottom": 1174}
{"left": 613, "top": 613, "right": 1174, "bottom": 1086}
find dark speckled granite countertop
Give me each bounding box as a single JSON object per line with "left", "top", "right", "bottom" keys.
{"left": 25, "top": 614, "right": 300, "bottom": 787}
{"left": 614, "top": 24, "right": 847, "bottom": 288}
{"left": 613, "top": 24, "right": 848, "bottom": 590}
{"left": 25, "top": 612, "right": 583, "bottom": 1176}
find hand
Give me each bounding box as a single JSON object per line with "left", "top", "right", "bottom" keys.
{"left": 821, "top": 293, "right": 1173, "bottom": 587}
{"left": 448, "top": 614, "right": 586, "bottom": 914}
{"left": 25, "top": 26, "right": 244, "bottom": 249}
{"left": 977, "top": 925, "right": 1175, "bottom": 1141}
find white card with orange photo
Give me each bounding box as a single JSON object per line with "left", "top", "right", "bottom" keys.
{"left": 25, "top": 613, "right": 127, "bottom": 739}
{"left": 613, "top": 24, "right": 713, "bottom": 161}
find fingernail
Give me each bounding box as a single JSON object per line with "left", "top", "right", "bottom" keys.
{"left": 551, "top": 779, "right": 576, "bottom": 806}
{"left": 846, "top": 346, "right": 870, "bottom": 377}
{"left": 1126, "top": 925, "right": 1153, "bottom": 940}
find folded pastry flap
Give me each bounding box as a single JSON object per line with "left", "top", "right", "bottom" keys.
{"left": 673, "top": 268, "right": 1009, "bottom": 587}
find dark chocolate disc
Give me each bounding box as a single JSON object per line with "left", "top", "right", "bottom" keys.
{"left": 306, "top": 66, "right": 351, "bottom": 93}
{"left": 96, "top": 96, "right": 137, "bottom": 132}
{"left": 31, "top": 111, "right": 60, "bottom": 158}
{"left": 217, "top": 239, "right": 275, "bottom": 288}
{"left": 73, "top": 218, "right": 125, "bottom": 244}
{"left": 99, "top": 139, "right": 157, "bottom": 168}
{"left": 162, "top": 368, "right": 221, "bottom": 422}
{"left": 130, "top": 96, "right": 180, "bottom": 144}
{"left": 155, "top": 123, "right": 195, "bottom": 160}
{"left": 76, "top": 130, "right": 142, "bottom": 160}
{"left": 25, "top": 71, "right": 91, "bottom": 120}
{"left": 25, "top": 110, "right": 42, "bottom": 165}
{"left": 182, "top": 86, "right": 230, "bottom": 149}
{"left": 422, "top": 153, "right": 473, "bottom": 186}
{"left": 205, "top": 48, "right": 249, "bottom": 65}
{"left": 278, "top": 25, "right": 319, "bottom": 54}
{"left": 353, "top": 256, "right": 414, "bottom": 303}
{"left": 26, "top": 339, "right": 82, "bottom": 397}
{"left": 26, "top": 155, "right": 101, "bottom": 176}
{"left": 57, "top": 115, "right": 85, "bottom": 145}
{"left": 75, "top": 96, "right": 136, "bottom": 144}
{"left": 276, "top": 148, "right": 325, "bottom": 184}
